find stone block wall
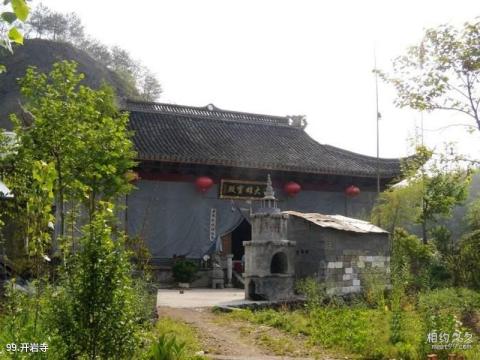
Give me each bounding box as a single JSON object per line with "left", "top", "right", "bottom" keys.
{"left": 323, "top": 253, "right": 390, "bottom": 295}
{"left": 288, "top": 217, "right": 390, "bottom": 295}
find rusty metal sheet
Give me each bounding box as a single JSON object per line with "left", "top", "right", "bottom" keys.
{"left": 283, "top": 211, "right": 388, "bottom": 234}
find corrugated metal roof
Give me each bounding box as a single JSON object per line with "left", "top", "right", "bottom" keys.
{"left": 283, "top": 211, "right": 388, "bottom": 234}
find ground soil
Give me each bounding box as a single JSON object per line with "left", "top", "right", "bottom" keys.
{"left": 157, "top": 306, "right": 349, "bottom": 360}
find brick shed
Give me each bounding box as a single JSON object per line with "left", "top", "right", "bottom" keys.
{"left": 285, "top": 211, "right": 390, "bottom": 295}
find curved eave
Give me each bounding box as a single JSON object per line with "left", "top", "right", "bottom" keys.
{"left": 135, "top": 154, "right": 403, "bottom": 179}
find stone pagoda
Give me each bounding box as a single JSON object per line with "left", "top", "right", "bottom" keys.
{"left": 243, "top": 175, "right": 296, "bottom": 301}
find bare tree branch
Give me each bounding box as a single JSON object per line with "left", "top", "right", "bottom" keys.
{"left": 423, "top": 123, "right": 476, "bottom": 132}
{"left": 466, "top": 73, "right": 480, "bottom": 130}
{"left": 431, "top": 105, "right": 476, "bottom": 119}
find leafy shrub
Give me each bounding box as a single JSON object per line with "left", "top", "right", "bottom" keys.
{"left": 457, "top": 230, "right": 480, "bottom": 290}
{"left": 429, "top": 260, "right": 453, "bottom": 289}
{"left": 138, "top": 316, "right": 204, "bottom": 360}
{"left": 390, "top": 309, "right": 404, "bottom": 344}
{"left": 466, "top": 196, "right": 480, "bottom": 231}
{"left": 420, "top": 312, "right": 471, "bottom": 359}
{"left": 0, "top": 280, "right": 66, "bottom": 359}
{"left": 395, "top": 342, "right": 417, "bottom": 360}
{"left": 48, "top": 206, "right": 139, "bottom": 359}
{"left": 308, "top": 307, "right": 396, "bottom": 358}
{"left": 147, "top": 335, "right": 186, "bottom": 360}
{"left": 430, "top": 225, "right": 452, "bottom": 257}
{"left": 392, "top": 229, "right": 435, "bottom": 292}
{"left": 389, "top": 249, "right": 411, "bottom": 345}
{"left": 132, "top": 277, "right": 158, "bottom": 325}
{"left": 295, "top": 278, "right": 326, "bottom": 310}
{"left": 418, "top": 287, "right": 480, "bottom": 315}
{"left": 127, "top": 235, "right": 153, "bottom": 276}
{"left": 172, "top": 260, "right": 198, "bottom": 284}
{"left": 361, "top": 270, "right": 387, "bottom": 308}
{"left": 418, "top": 288, "right": 480, "bottom": 359}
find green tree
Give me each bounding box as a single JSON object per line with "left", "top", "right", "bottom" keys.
{"left": 457, "top": 230, "right": 480, "bottom": 290}
{"left": 0, "top": 0, "right": 29, "bottom": 73}
{"left": 80, "top": 36, "right": 112, "bottom": 65}
{"left": 373, "top": 145, "right": 471, "bottom": 243}
{"left": 1, "top": 61, "right": 141, "bottom": 358}
{"left": 391, "top": 228, "right": 436, "bottom": 293}
{"left": 23, "top": 160, "right": 56, "bottom": 262}
{"left": 50, "top": 202, "right": 139, "bottom": 359}
{"left": 8, "top": 61, "right": 135, "bottom": 241}
{"left": 371, "top": 180, "right": 422, "bottom": 233}
{"left": 27, "top": 3, "right": 84, "bottom": 43}
{"left": 465, "top": 191, "right": 480, "bottom": 231}
{"left": 414, "top": 147, "right": 470, "bottom": 244}
{"left": 456, "top": 189, "right": 480, "bottom": 289}
{"left": 379, "top": 20, "right": 480, "bottom": 132}
{"left": 138, "top": 69, "right": 162, "bottom": 101}
{"left": 0, "top": 154, "right": 56, "bottom": 340}
{"left": 22, "top": 160, "right": 56, "bottom": 336}
{"left": 25, "top": 4, "right": 162, "bottom": 101}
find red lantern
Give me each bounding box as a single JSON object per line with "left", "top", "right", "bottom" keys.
{"left": 345, "top": 185, "right": 360, "bottom": 198}
{"left": 284, "top": 181, "right": 301, "bottom": 197}
{"left": 195, "top": 176, "right": 213, "bottom": 193}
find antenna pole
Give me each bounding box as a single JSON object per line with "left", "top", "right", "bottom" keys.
{"left": 420, "top": 112, "right": 424, "bottom": 146}
{"left": 374, "top": 48, "right": 381, "bottom": 194}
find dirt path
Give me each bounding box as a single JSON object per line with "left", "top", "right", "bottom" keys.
{"left": 157, "top": 306, "right": 346, "bottom": 360}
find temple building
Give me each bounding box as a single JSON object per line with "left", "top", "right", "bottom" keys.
{"left": 123, "top": 100, "right": 402, "bottom": 272}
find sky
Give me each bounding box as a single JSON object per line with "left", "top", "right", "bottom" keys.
{"left": 40, "top": 0, "right": 480, "bottom": 160}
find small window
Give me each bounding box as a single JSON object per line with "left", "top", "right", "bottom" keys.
{"left": 270, "top": 252, "right": 288, "bottom": 274}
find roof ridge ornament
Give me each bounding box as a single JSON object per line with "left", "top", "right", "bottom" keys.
{"left": 288, "top": 115, "right": 308, "bottom": 129}
{"left": 126, "top": 100, "right": 300, "bottom": 127}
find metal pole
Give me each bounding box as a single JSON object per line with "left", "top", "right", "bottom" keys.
{"left": 374, "top": 48, "right": 381, "bottom": 194}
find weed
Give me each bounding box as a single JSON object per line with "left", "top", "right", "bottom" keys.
{"left": 155, "top": 317, "right": 203, "bottom": 355}
{"left": 146, "top": 335, "right": 186, "bottom": 360}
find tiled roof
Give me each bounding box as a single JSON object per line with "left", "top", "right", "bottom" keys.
{"left": 126, "top": 100, "right": 403, "bottom": 178}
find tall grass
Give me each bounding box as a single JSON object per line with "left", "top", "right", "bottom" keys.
{"left": 223, "top": 285, "right": 480, "bottom": 360}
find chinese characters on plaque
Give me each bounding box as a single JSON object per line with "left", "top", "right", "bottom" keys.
{"left": 219, "top": 179, "right": 267, "bottom": 200}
